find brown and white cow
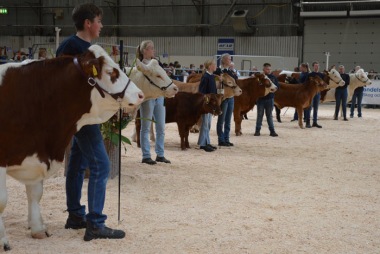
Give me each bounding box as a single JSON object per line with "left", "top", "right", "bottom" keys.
{"left": 274, "top": 75, "right": 327, "bottom": 129}
{"left": 0, "top": 45, "right": 144, "bottom": 251}
{"left": 233, "top": 74, "right": 277, "bottom": 136}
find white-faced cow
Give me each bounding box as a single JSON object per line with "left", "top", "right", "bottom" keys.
{"left": 0, "top": 45, "right": 144, "bottom": 251}
{"left": 321, "top": 69, "right": 372, "bottom": 103}
{"left": 124, "top": 59, "right": 178, "bottom": 99}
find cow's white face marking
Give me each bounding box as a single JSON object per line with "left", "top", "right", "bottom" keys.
{"left": 328, "top": 68, "right": 345, "bottom": 88}
{"left": 89, "top": 45, "right": 143, "bottom": 106}
{"left": 125, "top": 59, "right": 178, "bottom": 100}
{"left": 264, "top": 75, "right": 278, "bottom": 95}
{"left": 75, "top": 45, "right": 144, "bottom": 129}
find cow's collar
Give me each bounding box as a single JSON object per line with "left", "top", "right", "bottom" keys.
{"left": 221, "top": 81, "right": 238, "bottom": 89}
{"left": 355, "top": 72, "right": 369, "bottom": 84}
{"left": 73, "top": 57, "right": 131, "bottom": 101}
{"left": 328, "top": 75, "right": 343, "bottom": 86}
{"left": 143, "top": 74, "right": 173, "bottom": 91}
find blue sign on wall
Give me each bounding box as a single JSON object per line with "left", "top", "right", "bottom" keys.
{"left": 217, "top": 38, "right": 234, "bottom": 66}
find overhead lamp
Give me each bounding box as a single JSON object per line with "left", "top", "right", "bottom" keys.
{"left": 350, "top": 10, "right": 380, "bottom": 16}
{"left": 300, "top": 11, "right": 347, "bottom": 17}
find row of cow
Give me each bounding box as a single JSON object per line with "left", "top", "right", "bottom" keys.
{"left": 0, "top": 44, "right": 373, "bottom": 250}
{"left": 135, "top": 67, "right": 372, "bottom": 150}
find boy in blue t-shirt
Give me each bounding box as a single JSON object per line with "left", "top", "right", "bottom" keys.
{"left": 56, "top": 3, "right": 125, "bottom": 241}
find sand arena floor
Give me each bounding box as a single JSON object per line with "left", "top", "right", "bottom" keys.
{"left": 4, "top": 104, "right": 380, "bottom": 253}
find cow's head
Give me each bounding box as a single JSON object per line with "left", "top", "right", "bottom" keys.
{"left": 215, "top": 73, "right": 242, "bottom": 98}
{"left": 130, "top": 59, "right": 178, "bottom": 99}
{"left": 324, "top": 69, "right": 345, "bottom": 88}
{"left": 254, "top": 73, "right": 277, "bottom": 95}
{"left": 354, "top": 69, "right": 372, "bottom": 86}
{"left": 202, "top": 94, "right": 223, "bottom": 116}
{"left": 309, "top": 75, "right": 328, "bottom": 91}
{"left": 81, "top": 45, "right": 144, "bottom": 112}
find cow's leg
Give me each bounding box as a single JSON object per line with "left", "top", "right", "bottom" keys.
{"left": 0, "top": 168, "right": 11, "bottom": 251}
{"left": 177, "top": 123, "right": 187, "bottom": 150}
{"left": 275, "top": 106, "right": 282, "bottom": 123}
{"left": 185, "top": 126, "right": 191, "bottom": 149}
{"left": 26, "top": 181, "right": 50, "bottom": 239}
{"left": 190, "top": 118, "right": 201, "bottom": 133}
{"left": 297, "top": 107, "right": 304, "bottom": 129}
{"left": 233, "top": 107, "right": 243, "bottom": 136}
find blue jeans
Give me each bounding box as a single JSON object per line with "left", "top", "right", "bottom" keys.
{"left": 256, "top": 98, "right": 275, "bottom": 132}
{"left": 66, "top": 124, "right": 110, "bottom": 228}
{"left": 335, "top": 88, "right": 348, "bottom": 118}
{"left": 308, "top": 92, "right": 320, "bottom": 123}
{"left": 350, "top": 89, "right": 363, "bottom": 117}
{"left": 217, "top": 97, "right": 234, "bottom": 143}
{"left": 198, "top": 113, "right": 212, "bottom": 146}
{"left": 140, "top": 97, "right": 165, "bottom": 159}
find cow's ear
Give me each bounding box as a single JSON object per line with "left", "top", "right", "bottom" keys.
{"left": 204, "top": 95, "right": 210, "bottom": 104}
{"left": 136, "top": 59, "right": 150, "bottom": 74}
{"left": 83, "top": 57, "right": 104, "bottom": 78}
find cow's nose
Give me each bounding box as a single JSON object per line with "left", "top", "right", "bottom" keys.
{"left": 138, "top": 92, "right": 144, "bottom": 100}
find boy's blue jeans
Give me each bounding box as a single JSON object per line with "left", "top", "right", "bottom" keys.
{"left": 66, "top": 124, "right": 110, "bottom": 228}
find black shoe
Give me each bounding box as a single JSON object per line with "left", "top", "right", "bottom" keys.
{"left": 305, "top": 122, "right": 311, "bottom": 128}
{"left": 290, "top": 119, "right": 297, "bottom": 122}
{"left": 142, "top": 158, "right": 157, "bottom": 165}
{"left": 343, "top": 118, "right": 349, "bottom": 121}
{"left": 207, "top": 144, "right": 217, "bottom": 150}
{"left": 65, "top": 213, "right": 87, "bottom": 230}
{"left": 84, "top": 225, "right": 125, "bottom": 241}
{"left": 312, "top": 122, "right": 322, "bottom": 128}
{"left": 200, "top": 146, "right": 214, "bottom": 152}
{"left": 218, "top": 142, "right": 230, "bottom": 147}
{"left": 254, "top": 131, "right": 260, "bottom": 136}
{"left": 270, "top": 131, "right": 278, "bottom": 137}
{"left": 156, "top": 156, "right": 171, "bottom": 163}
{"left": 226, "top": 142, "right": 234, "bottom": 146}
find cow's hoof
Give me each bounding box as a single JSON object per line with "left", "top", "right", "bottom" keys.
{"left": 236, "top": 132, "right": 242, "bottom": 136}
{"left": 3, "top": 243, "right": 11, "bottom": 251}
{"left": 300, "top": 126, "right": 305, "bottom": 129}
{"left": 31, "top": 230, "right": 51, "bottom": 239}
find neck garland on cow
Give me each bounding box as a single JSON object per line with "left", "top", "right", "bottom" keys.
{"left": 73, "top": 57, "right": 131, "bottom": 102}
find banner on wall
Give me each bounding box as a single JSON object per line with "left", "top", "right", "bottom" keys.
{"left": 216, "top": 38, "right": 234, "bottom": 66}
{"left": 362, "top": 80, "right": 380, "bottom": 105}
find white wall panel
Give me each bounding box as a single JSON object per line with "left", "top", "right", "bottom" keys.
{"left": 303, "top": 18, "right": 380, "bottom": 72}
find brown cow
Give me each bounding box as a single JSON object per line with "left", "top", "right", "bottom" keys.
{"left": 135, "top": 93, "right": 223, "bottom": 150}
{"left": 275, "top": 71, "right": 332, "bottom": 123}
{"left": 274, "top": 75, "right": 327, "bottom": 129}
{"left": 233, "top": 74, "right": 278, "bottom": 136}
{"left": 0, "top": 45, "right": 144, "bottom": 250}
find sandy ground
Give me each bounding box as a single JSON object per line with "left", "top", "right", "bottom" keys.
{"left": 3, "top": 104, "right": 380, "bottom": 254}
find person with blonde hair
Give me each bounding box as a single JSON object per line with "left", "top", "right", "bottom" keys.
{"left": 214, "top": 53, "right": 237, "bottom": 147}
{"left": 138, "top": 40, "right": 171, "bottom": 164}
{"left": 198, "top": 59, "right": 218, "bottom": 152}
